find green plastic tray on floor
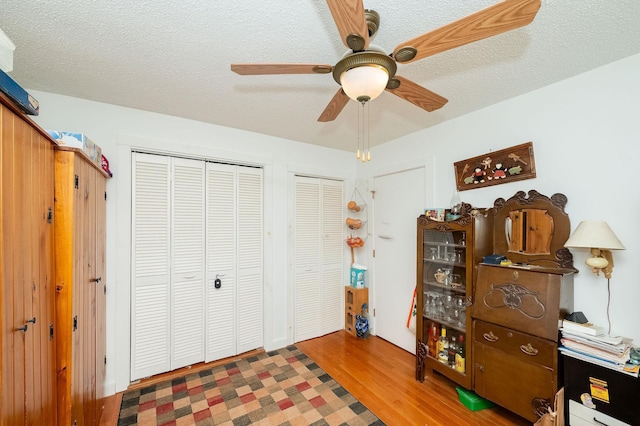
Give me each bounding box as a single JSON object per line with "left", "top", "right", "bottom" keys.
{"left": 456, "top": 387, "right": 495, "bottom": 411}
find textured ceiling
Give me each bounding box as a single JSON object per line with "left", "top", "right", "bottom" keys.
{"left": 2, "top": 1, "right": 640, "bottom": 151}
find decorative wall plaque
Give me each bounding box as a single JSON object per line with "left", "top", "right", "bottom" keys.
{"left": 454, "top": 142, "right": 536, "bottom": 191}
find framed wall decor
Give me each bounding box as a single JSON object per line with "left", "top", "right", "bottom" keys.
{"left": 454, "top": 141, "right": 536, "bottom": 191}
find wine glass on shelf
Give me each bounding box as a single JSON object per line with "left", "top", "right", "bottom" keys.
{"left": 429, "top": 247, "right": 437, "bottom": 260}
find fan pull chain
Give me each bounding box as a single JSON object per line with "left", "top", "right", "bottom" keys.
{"left": 357, "top": 100, "right": 371, "bottom": 162}
{"left": 356, "top": 100, "right": 362, "bottom": 159}
{"left": 366, "top": 101, "right": 371, "bottom": 161}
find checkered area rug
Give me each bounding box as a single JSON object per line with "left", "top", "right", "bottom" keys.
{"left": 118, "top": 345, "right": 383, "bottom": 425}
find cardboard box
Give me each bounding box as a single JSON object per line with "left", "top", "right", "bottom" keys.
{"left": 47, "top": 131, "right": 102, "bottom": 165}
{"left": 0, "top": 68, "right": 39, "bottom": 115}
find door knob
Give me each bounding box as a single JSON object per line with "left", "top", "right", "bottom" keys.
{"left": 26, "top": 317, "right": 36, "bottom": 324}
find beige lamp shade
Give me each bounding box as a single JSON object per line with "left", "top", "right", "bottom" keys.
{"left": 564, "top": 221, "right": 625, "bottom": 250}
{"left": 564, "top": 220, "right": 624, "bottom": 279}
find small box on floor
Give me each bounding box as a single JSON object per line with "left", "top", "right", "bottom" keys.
{"left": 47, "top": 131, "right": 102, "bottom": 166}
{"left": 350, "top": 264, "right": 367, "bottom": 288}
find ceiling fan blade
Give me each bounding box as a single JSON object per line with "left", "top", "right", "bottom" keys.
{"left": 231, "top": 64, "right": 333, "bottom": 75}
{"left": 318, "top": 88, "right": 350, "bottom": 122}
{"left": 393, "top": 0, "right": 541, "bottom": 63}
{"left": 386, "top": 76, "right": 448, "bottom": 112}
{"left": 326, "top": 0, "right": 370, "bottom": 51}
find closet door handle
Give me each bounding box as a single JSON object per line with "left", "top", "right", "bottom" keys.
{"left": 91, "top": 276, "right": 102, "bottom": 283}
{"left": 26, "top": 317, "right": 36, "bottom": 324}
{"left": 16, "top": 324, "right": 28, "bottom": 332}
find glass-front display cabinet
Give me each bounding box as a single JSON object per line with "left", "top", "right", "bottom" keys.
{"left": 415, "top": 204, "right": 492, "bottom": 389}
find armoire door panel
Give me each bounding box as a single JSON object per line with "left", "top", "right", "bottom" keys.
{"left": 95, "top": 173, "right": 107, "bottom": 405}
{"left": 1, "top": 104, "right": 57, "bottom": 424}
{"left": 1, "top": 103, "right": 20, "bottom": 421}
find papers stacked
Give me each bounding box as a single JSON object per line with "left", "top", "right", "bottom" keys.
{"left": 559, "top": 320, "right": 639, "bottom": 377}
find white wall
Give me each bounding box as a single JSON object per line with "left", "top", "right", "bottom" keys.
{"left": 28, "top": 51, "right": 640, "bottom": 396}
{"left": 29, "top": 92, "right": 355, "bottom": 394}
{"left": 362, "top": 53, "right": 640, "bottom": 345}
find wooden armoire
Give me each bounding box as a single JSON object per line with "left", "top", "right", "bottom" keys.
{"left": 1, "top": 91, "right": 109, "bottom": 425}
{"left": 54, "top": 147, "right": 109, "bottom": 425}
{"left": 1, "top": 93, "right": 57, "bottom": 424}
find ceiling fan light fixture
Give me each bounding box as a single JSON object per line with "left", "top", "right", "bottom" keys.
{"left": 333, "top": 51, "right": 397, "bottom": 102}
{"left": 340, "top": 65, "right": 389, "bottom": 102}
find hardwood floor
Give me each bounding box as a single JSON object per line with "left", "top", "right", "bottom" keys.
{"left": 100, "top": 331, "right": 531, "bottom": 425}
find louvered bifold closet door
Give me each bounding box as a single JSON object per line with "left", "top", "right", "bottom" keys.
{"left": 236, "top": 167, "right": 263, "bottom": 354}
{"left": 321, "top": 180, "right": 344, "bottom": 334}
{"left": 131, "top": 153, "right": 171, "bottom": 380}
{"left": 170, "top": 158, "right": 205, "bottom": 369}
{"left": 205, "top": 163, "right": 237, "bottom": 362}
{"left": 205, "top": 164, "right": 263, "bottom": 361}
{"left": 294, "top": 177, "right": 322, "bottom": 342}
{"left": 294, "top": 177, "right": 343, "bottom": 342}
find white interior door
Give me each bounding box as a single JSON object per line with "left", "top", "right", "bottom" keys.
{"left": 373, "top": 167, "right": 426, "bottom": 353}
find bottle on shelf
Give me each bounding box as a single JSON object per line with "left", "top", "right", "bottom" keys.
{"left": 448, "top": 333, "right": 457, "bottom": 368}
{"left": 437, "top": 327, "right": 449, "bottom": 364}
{"left": 455, "top": 335, "right": 466, "bottom": 373}
{"left": 427, "top": 322, "right": 439, "bottom": 358}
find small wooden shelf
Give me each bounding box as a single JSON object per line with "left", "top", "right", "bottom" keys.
{"left": 344, "top": 286, "right": 368, "bottom": 336}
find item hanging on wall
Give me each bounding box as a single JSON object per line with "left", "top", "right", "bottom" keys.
{"left": 453, "top": 142, "right": 536, "bottom": 191}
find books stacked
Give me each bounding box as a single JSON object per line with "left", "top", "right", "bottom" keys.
{"left": 559, "top": 320, "right": 639, "bottom": 377}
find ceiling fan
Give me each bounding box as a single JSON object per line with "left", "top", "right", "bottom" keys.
{"left": 231, "top": 0, "right": 541, "bottom": 122}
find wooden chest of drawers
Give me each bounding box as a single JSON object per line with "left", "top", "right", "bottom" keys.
{"left": 471, "top": 263, "right": 574, "bottom": 422}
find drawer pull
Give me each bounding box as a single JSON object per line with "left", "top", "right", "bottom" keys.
{"left": 483, "top": 331, "right": 498, "bottom": 342}
{"left": 592, "top": 418, "right": 608, "bottom": 426}
{"left": 520, "top": 343, "right": 539, "bottom": 356}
